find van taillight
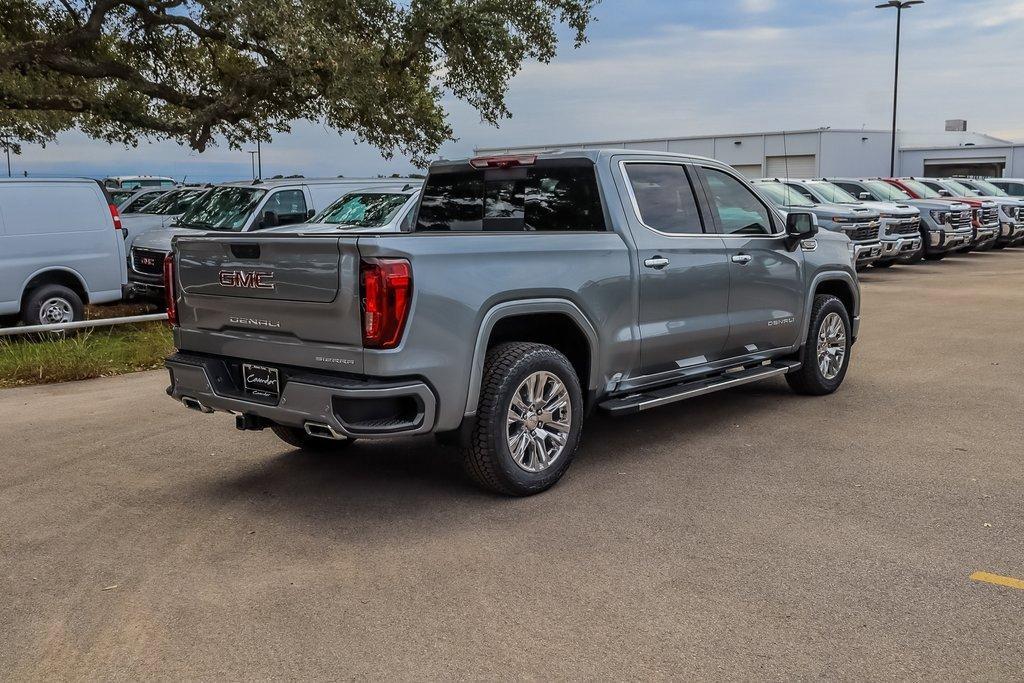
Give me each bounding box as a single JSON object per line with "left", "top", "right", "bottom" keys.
{"left": 109, "top": 203, "right": 122, "bottom": 230}
{"left": 360, "top": 258, "right": 412, "bottom": 349}
{"left": 163, "top": 253, "right": 178, "bottom": 326}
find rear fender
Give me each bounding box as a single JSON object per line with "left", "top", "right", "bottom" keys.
{"left": 464, "top": 299, "right": 600, "bottom": 416}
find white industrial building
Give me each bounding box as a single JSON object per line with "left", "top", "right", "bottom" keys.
{"left": 475, "top": 124, "right": 1024, "bottom": 180}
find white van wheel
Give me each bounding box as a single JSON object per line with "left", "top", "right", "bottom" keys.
{"left": 22, "top": 285, "right": 84, "bottom": 326}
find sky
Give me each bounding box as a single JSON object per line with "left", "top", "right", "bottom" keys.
{"left": 10, "top": 0, "right": 1024, "bottom": 181}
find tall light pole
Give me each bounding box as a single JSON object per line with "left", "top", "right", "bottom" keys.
{"left": 876, "top": 0, "right": 924, "bottom": 177}
{"left": 247, "top": 151, "right": 258, "bottom": 180}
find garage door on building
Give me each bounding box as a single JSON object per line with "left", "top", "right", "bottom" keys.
{"left": 765, "top": 155, "right": 816, "bottom": 179}
{"left": 731, "top": 164, "right": 763, "bottom": 179}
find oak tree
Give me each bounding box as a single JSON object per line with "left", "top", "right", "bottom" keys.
{"left": 0, "top": 0, "right": 596, "bottom": 161}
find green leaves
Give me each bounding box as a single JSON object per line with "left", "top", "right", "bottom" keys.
{"left": 0, "top": 0, "right": 597, "bottom": 164}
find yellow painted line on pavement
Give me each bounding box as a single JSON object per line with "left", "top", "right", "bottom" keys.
{"left": 971, "top": 571, "right": 1024, "bottom": 591}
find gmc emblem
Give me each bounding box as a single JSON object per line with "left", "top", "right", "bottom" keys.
{"left": 218, "top": 270, "right": 275, "bottom": 290}
{"left": 139, "top": 257, "right": 157, "bottom": 267}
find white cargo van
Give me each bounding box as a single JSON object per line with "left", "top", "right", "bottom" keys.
{"left": 0, "top": 179, "right": 127, "bottom": 325}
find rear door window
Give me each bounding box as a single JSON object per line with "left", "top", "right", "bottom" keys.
{"left": 416, "top": 161, "right": 606, "bottom": 232}
{"left": 624, "top": 163, "right": 705, "bottom": 234}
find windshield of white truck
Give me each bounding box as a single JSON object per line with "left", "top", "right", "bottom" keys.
{"left": 140, "top": 189, "right": 206, "bottom": 216}
{"left": 416, "top": 161, "right": 606, "bottom": 232}
{"left": 807, "top": 182, "right": 859, "bottom": 204}
{"left": 315, "top": 192, "right": 411, "bottom": 228}
{"left": 176, "top": 187, "right": 267, "bottom": 231}
{"left": 943, "top": 179, "right": 980, "bottom": 197}
{"left": 863, "top": 180, "right": 911, "bottom": 202}
{"left": 899, "top": 179, "right": 942, "bottom": 199}
{"left": 964, "top": 179, "right": 1008, "bottom": 197}
{"left": 756, "top": 182, "right": 816, "bottom": 207}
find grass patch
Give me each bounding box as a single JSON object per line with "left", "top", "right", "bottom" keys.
{"left": 0, "top": 322, "right": 173, "bottom": 388}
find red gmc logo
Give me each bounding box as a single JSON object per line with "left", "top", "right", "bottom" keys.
{"left": 218, "top": 270, "right": 275, "bottom": 290}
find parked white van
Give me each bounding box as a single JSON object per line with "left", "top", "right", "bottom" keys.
{"left": 0, "top": 179, "right": 127, "bottom": 325}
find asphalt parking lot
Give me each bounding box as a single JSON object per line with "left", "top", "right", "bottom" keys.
{"left": 2, "top": 250, "right": 1023, "bottom": 679}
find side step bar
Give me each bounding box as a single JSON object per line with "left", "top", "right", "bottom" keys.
{"left": 599, "top": 360, "right": 801, "bottom": 416}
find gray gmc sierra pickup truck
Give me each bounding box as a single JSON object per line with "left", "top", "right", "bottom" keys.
{"left": 164, "top": 150, "right": 861, "bottom": 495}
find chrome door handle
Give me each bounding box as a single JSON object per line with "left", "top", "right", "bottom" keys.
{"left": 644, "top": 257, "right": 670, "bottom": 269}
{"left": 731, "top": 254, "right": 753, "bottom": 265}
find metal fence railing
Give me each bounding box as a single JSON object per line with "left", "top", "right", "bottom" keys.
{"left": 0, "top": 313, "right": 168, "bottom": 338}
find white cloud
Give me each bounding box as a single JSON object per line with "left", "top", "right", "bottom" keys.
{"left": 739, "top": 0, "right": 777, "bottom": 13}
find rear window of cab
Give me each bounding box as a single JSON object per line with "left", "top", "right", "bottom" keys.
{"left": 415, "top": 160, "right": 607, "bottom": 232}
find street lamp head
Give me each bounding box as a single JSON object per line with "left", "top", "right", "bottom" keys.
{"left": 875, "top": 0, "right": 924, "bottom": 7}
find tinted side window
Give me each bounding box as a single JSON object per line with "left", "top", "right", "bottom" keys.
{"left": 416, "top": 163, "right": 606, "bottom": 232}
{"left": 703, "top": 169, "right": 774, "bottom": 235}
{"left": 266, "top": 190, "right": 308, "bottom": 226}
{"left": 625, "top": 164, "right": 704, "bottom": 234}
{"left": 835, "top": 182, "right": 866, "bottom": 199}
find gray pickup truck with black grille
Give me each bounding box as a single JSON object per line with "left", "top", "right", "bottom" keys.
{"left": 164, "top": 150, "right": 861, "bottom": 495}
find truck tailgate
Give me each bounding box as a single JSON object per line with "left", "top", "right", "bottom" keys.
{"left": 172, "top": 234, "right": 365, "bottom": 369}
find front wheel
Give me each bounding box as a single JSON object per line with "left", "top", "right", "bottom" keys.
{"left": 786, "top": 295, "right": 852, "bottom": 396}
{"left": 463, "top": 342, "right": 583, "bottom": 496}
{"left": 923, "top": 252, "right": 946, "bottom": 261}
{"left": 872, "top": 260, "right": 895, "bottom": 269}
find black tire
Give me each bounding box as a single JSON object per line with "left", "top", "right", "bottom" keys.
{"left": 992, "top": 242, "right": 1007, "bottom": 250}
{"left": 872, "top": 260, "right": 895, "bottom": 269}
{"left": 786, "top": 295, "right": 852, "bottom": 396}
{"left": 462, "top": 342, "right": 583, "bottom": 496}
{"left": 923, "top": 252, "right": 946, "bottom": 261}
{"left": 270, "top": 423, "right": 355, "bottom": 451}
{"left": 21, "top": 284, "right": 84, "bottom": 326}
{"left": 900, "top": 251, "right": 923, "bottom": 265}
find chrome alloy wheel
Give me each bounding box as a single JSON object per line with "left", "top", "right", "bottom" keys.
{"left": 506, "top": 371, "right": 572, "bottom": 473}
{"left": 39, "top": 297, "right": 73, "bottom": 325}
{"left": 816, "top": 312, "right": 847, "bottom": 380}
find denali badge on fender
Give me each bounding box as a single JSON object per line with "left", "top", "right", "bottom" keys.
{"left": 219, "top": 270, "right": 275, "bottom": 290}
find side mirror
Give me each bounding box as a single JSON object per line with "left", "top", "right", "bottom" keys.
{"left": 306, "top": 209, "right": 316, "bottom": 219}
{"left": 261, "top": 210, "right": 279, "bottom": 228}
{"left": 858, "top": 192, "right": 872, "bottom": 201}
{"left": 785, "top": 211, "right": 818, "bottom": 248}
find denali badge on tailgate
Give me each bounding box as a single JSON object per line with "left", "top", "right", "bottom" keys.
{"left": 218, "top": 270, "right": 275, "bottom": 290}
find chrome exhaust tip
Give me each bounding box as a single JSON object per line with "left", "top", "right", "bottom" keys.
{"left": 303, "top": 422, "right": 346, "bottom": 440}
{"left": 181, "top": 396, "right": 214, "bottom": 413}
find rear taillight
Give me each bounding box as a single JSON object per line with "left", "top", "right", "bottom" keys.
{"left": 360, "top": 258, "right": 412, "bottom": 349}
{"left": 163, "top": 253, "right": 178, "bottom": 326}
{"left": 469, "top": 154, "right": 537, "bottom": 169}
{"left": 109, "top": 203, "right": 122, "bottom": 230}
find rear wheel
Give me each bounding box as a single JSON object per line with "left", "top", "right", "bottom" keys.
{"left": 786, "top": 295, "right": 851, "bottom": 396}
{"left": 21, "top": 284, "right": 84, "bottom": 326}
{"left": 463, "top": 342, "right": 583, "bottom": 496}
{"left": 270, "top": 424, "right": 355, "bottom": 451}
